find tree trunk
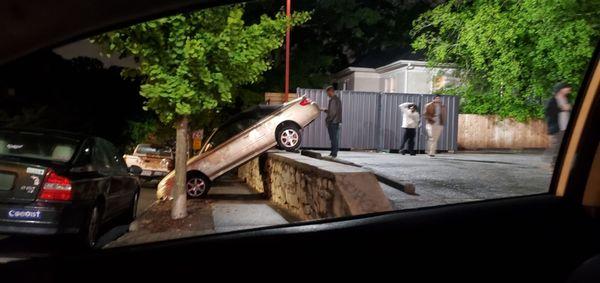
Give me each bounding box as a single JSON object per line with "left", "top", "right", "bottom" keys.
{"left": 171, "top": 116, "right": 189, "bottom": 220}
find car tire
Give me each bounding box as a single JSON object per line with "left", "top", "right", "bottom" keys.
{"left": 80, "top": 203, "right": 102, "bottom": 249}
{"left": 122, "top": 190, "right": 139, "bottom": 224}
{"left": 186, "top": 174, "right": 211, "bottom": 198}
{"left": 276, "top": 124, "right": 302, "bottom": 152}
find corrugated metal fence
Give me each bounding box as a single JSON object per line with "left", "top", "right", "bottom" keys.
{"left": 298, "top": 88, "right": 460, "bottom": 151}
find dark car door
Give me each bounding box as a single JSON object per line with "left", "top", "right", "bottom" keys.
{"left": 94, "top": 138, "right": 134, "bottom": 216}
{"left": 91, "top": 138, "right": 122, "bottom": 219}
{"left": 107, "top": 142, "right": 137, "bottom": 211}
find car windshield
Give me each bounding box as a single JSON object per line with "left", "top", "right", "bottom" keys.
{"left": 0, "top": 131, "right": 80, "bottom": 162}
{"left": 0, "top": 0, "right": 598, "bottom": 260}
{"left": 136, "top": 145, "right": 171, "bottom": 157}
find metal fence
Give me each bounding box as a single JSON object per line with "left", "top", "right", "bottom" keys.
{"left": 298, "top": 88, "right": 460, "bottom": 152}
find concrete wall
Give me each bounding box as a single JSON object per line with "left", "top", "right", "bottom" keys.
{"left": 406, "top": 66, "right": 432, "bottom": 94}
{"left": 353, "top": 73, "right": 382, "bottom": 92}
{"left": 238, "top": 152, "right": 392, "bottom": 220}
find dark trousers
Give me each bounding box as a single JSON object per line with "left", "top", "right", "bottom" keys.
{"left": 327, "top": 123, "right": 340, "bottom": 157}
{"left": 400, "top": 127, "right": 416, "bottom": 154}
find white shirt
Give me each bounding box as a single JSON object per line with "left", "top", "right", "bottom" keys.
{"left": 399, "top": 103, "right": 420, "bottom": 128}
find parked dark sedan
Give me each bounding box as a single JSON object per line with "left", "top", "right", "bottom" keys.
{"left": 0, "top": 129, "right": 141, "bottom": 247}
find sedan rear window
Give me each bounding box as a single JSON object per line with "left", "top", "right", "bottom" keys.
{"left": 0, "top": 131, "right": 80, "bottom": 162}
{"left": 135, "top": 145, "right": 172, "bottom": 157}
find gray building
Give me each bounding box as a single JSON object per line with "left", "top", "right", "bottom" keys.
{"left": 334, "top": 54, "right": 459, "bottom": 94}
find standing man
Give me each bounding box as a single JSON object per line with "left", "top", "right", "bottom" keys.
{"left": 423, "top": 95, "right": 446, "bottom": 157}
{"left": 322, "top": 86, "right": 342, "bottom": 158}
{"left": 398, "top": 102, "right": 420, "bottom": 155}
{"left": 544, "top": 82, "right": 572, "bottom": 168}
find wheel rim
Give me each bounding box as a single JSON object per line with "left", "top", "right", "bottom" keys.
{"left": 88, "top": 206, "right": 99, "bottom": 246}
{"left": 132, "top": 192, "right": 139, "bottom": 219}
{"left": 187, "top": 177, "right": 206, "bottom": 197}
{"left": 280, "top": 129, "right": 299, "bottom": 148}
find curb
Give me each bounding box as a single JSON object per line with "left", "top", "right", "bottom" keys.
{"left": 300, "top": 150, "right": 416, "bottom": 195}
{"left": 128, "top": 199, "right": 161, "bottom": 232}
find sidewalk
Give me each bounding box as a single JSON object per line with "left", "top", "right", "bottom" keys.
{"left": 313, "top": 150, "right": 552, "bottom": 210}
{"left": 106, "top": 176, "right": 288, "bottom": 248}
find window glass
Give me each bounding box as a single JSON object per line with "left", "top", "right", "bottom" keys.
{"left": 0, "top": 0, "right": 597, "bottom": 254}
{"left": 92, "top": 138, "right": 113, "bottom": 172}
{"left": 135, "top": 145, "right": 172, "bottom": 157}
{"left": 0, "top": 131, "right": 80, "bottom": 162}
{"left": 73, "top": 139, "right": 93, "bottom": 166}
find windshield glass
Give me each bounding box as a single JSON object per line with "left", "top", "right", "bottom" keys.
{"left": 0, "top": 131, "right": 80, "bottom": 162}
{"left": 0, "top": 0, "right": 598, "bottom": 260}
{"left": 135, "top": 145, "right": 172, "bottom": 157}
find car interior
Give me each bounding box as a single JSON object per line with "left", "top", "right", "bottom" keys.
{"left": 0, "top": 0, "right": 599, "bottom": 282}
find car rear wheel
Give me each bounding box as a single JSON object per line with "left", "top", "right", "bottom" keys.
{"left": 276, "top": 124, "right": 302, "bottom": 151}
{"left": 186, "top": 174, "right": 210, "bottom": 198}
{"left": 81, "top": 204, "right": 102, "bottom": 248}
{"left": 122, "top": 190, "right": 139, "bottom": 224}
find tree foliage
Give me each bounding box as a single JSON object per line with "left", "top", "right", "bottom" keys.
{"left": 245, "top": 0, "right": 435, "bottom": 91}
{"left": 93, "top": 5, "right": 309, "bottom": 124}
{"left": 411, "top": 0, "right": 600, "bottom": 120}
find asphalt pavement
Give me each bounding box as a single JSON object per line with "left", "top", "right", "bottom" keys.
{"left": 315, "top": 150, "right": 553, "bottom": 210}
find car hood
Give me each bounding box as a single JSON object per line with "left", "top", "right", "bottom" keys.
{"left": 0, "top": 0, "right": 244, "bottom": 65}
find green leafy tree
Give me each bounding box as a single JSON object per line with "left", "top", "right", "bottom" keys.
{"left": 411, "top": 0, "right": 599, "bottom": 121}
{"left": 94, "top": 5, "right": 309, "bottom": 219}
{"left": 244, "top": 0, "right": 435, "bottom": 91}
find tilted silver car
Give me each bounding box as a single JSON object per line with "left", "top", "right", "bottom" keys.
{"left": 157, "top": 96, "right": 320, "bottom": 199}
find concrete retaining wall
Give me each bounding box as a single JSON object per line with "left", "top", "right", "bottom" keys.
{"left": 238, "top": 152, "right": 392, "bottom": 220}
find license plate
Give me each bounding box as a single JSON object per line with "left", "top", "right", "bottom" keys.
{"left": 141, "top": 170, "right": 152, "bottom": 176}
{"left": 7, "top": 209, "right": 42, "bottom": 220}
{"left": 0, "top": 172, "right": 15, "bottom": 191}
{"left": 153, "top": 171, "right": 166, "bottom": 176}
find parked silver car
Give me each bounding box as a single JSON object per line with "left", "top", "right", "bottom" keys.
{"left": 157, "top": 96, "right": 320, "bottom": 199}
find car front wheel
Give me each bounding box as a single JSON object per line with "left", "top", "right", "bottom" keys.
{"left": 276, "top": 124, "right": 302, "bottom": 151}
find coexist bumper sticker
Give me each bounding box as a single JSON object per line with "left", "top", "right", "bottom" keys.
{"left": 7, "top": 209, "right": 42, "bottom": 219}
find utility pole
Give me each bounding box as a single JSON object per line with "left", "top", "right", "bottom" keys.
{"left": 283, "top": 0, "right": 291, "bottom": 102}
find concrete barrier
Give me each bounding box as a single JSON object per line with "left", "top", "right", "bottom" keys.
{"left": 238, "top": 152, "right": 392, "bottom": 220}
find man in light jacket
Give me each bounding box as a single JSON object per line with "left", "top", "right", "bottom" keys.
{"left": 399, "top": 102, "right": 420, "bottom": 155}
{"left": 423, "top": 95, "right": 446, "bottom": 157}
{"left": 322, "top": 86, "right": 342, "bottom": 158}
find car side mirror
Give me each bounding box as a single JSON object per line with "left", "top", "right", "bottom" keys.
{"left": 128, "top": 165, "right": 143, "bottom": 175}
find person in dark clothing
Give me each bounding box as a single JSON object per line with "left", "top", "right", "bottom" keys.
{"left": 322, "top": 86, "right": 342, "bottom": 158}
{"left": 544, "top": 82, "right": 572, "bottom": 168}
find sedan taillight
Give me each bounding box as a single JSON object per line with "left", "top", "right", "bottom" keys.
{"left": 39, "top": 169, "right": 72, "bottom": 201}
{"left": 300, "top": 97, "right": 312, "bottom": 106}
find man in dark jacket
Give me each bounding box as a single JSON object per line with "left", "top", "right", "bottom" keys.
{"left": 544, "top": 82, "right": 572, "bottom": 167}
{"left": 322, "top": 86, "right": 342, "bottom": 157}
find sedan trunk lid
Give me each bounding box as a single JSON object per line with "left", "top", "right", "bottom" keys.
{"left": 0, "top": 160, "right": 47, "bottom": 204}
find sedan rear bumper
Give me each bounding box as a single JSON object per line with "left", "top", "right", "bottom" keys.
{"left": 0, "top": 224, "right": 60, "bottom": 235}
{"left": 140, "top": 169, "right": 169, "bottom": 178}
